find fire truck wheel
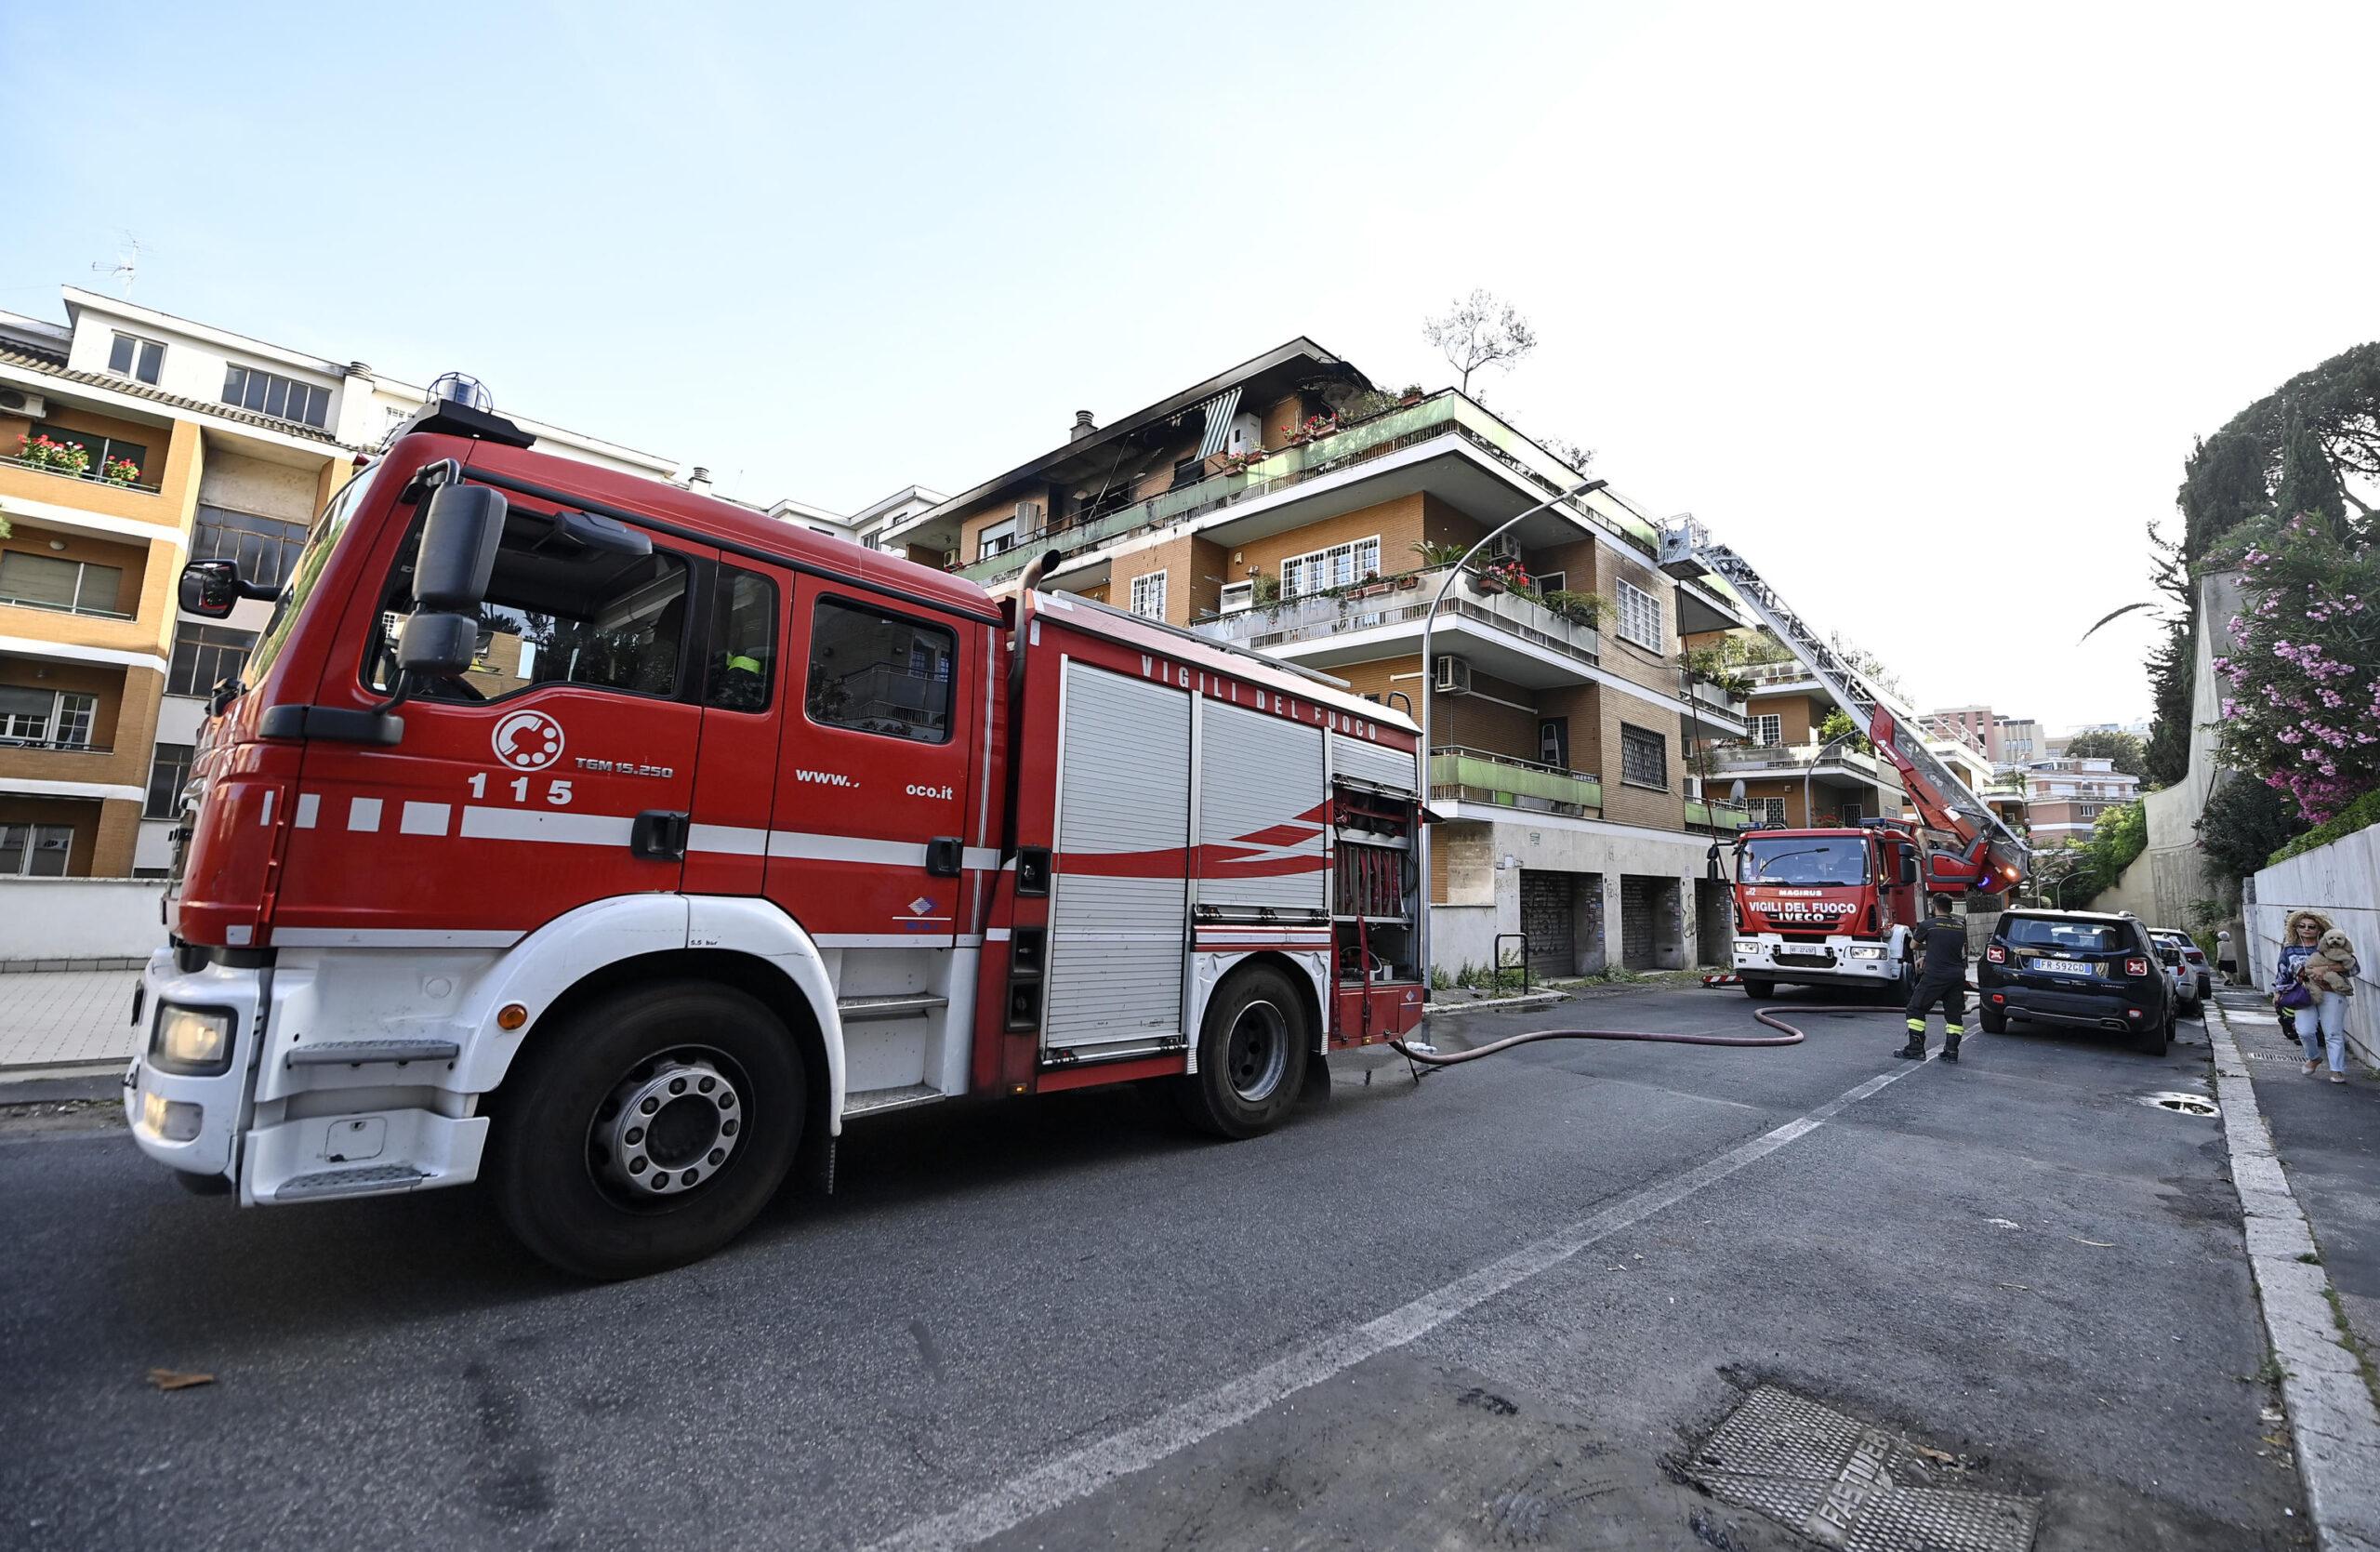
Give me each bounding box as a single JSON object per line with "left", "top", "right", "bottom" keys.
{"left": 487, "top": 982, "right": 805, "bottom": 1280}
{"left": 1740, "top": 977, "right": 1776, "bottom": 1000}
{"left": 1176, "top": 964, "right": 1311, "bottom": 1140}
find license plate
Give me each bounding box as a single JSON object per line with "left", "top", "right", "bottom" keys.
{"left": 2030, "top": 958, "right": 2093, "bottom": 976}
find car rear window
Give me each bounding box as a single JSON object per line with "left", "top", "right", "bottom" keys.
{"left": 2003, "top": 918, "right": 2128, "bottom": 954}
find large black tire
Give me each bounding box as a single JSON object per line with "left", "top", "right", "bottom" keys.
{"left": 2135, "top": 1012, "right": 2172, "bottom": 1056}
{"left": 1978, "top": 1006, "right": 2007, "bottom": 1035}
{"left": 1175, "top": 964, "right": 1311, "bottom": 1139}
{"left": 1742, "top": 977, "right": 1776, "bottom": 1000}
{"left": 488, "top": 981, "right": 805, "bottom": 1280}
{"left": 1891, "top": 958, "right": 1917, "bottom": 1007}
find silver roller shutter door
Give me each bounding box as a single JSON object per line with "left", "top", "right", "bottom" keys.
{"left": 1331, "top": 732, "right": 1417, "bottom": 795}
{"left": 1198, "top": 699, "right": 1326, "bottom": 911}
{"left": 1046, "top": 662, "right": 1191, "bottom": 1055}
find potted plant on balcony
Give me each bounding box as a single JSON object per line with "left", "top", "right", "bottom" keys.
{"left": 18, "top": 433, "right": 90, "bottom": 477}
{"left": 1409, "top": 539, "right": 1467, "bottom": 569}
{"left": 1250, "top": 573, "right": 1281, "bottom": 606}
{"left": 1545, "top": 588, "right": 1608, "bottom": 628}
{"left": 100, "top": 455, "right": 142, "bottom": 486}
{"left": 1347, "top": 569, "right": 1390, "bottom": 600}
{"left": 1476, "top": 557, "right": 1531, "bottom": 595}
{"left": 1397, "top": 383, "right": 1426, "bottom": 406}
{"left": 1284, "top": 413, "right": 1340, "bottom": 448}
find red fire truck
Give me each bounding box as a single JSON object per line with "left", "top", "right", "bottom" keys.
{"left": 1658, "top": 519, "right": 2030, "bottom": 1000}
{"left": 128, "top": 403, "right": 1428, "bottom": 1277}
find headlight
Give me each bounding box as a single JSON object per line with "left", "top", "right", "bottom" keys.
{"left": 150, "top": 1005, "right": 234, "bottom": 1076}
{"left": 1847, "top": 946, "right": 1885, "bottom": 960}
{"left": 1734, "top": 940, "right": 1763, "bottom": 955}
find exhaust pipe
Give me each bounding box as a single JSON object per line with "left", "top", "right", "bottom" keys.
{"left": 1018, "top": 548, "right": 1064, "bottom": 594}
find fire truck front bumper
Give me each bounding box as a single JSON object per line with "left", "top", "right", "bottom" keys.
{"left": 1731, "top": 937, "right": 1899, "bottom": 985}
{"left": 125, "top": 948, "right": 488, "bottom": 1203}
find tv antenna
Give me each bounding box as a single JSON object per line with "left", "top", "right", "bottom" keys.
{"left": 91, "top": 233, "right": 145, "bottom": 297}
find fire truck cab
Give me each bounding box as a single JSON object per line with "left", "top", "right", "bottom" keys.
{"left": 1717, "top": 820, "right": 1928, "bottom": 999}
{"left": 128, "top": 405, "right": 1427, "bottom": 1277}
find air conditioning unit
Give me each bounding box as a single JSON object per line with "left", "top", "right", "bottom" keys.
{"left": 1219, "top": 580, "right": 1254, "bottom": 615}
{"left": 1435, "top": 656, "right": 1472, "bottom": 694}
{"left": 1484, "top": 533, "right": 1522, "bottom": 561}
{"left": 0, "top": 389, "right": 48, "bottom": 418}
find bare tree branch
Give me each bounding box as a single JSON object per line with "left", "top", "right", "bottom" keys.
{"left": 1422, "top": 289, "right": 1540, "bottom": 396}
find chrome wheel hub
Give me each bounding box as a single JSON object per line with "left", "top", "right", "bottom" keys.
{"left": 1225, "top": 1001, "right": 1289, "bottom": 1103}
{"left": 592, "top": 1057, "right": 742, "bottom": 1196}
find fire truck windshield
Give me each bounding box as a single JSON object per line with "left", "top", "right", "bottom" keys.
{"left": 1739, "top": 835, "right": 1870, "bottom": 886}
{"left": 243, "top": 461, "right": 380, "bottom": 683}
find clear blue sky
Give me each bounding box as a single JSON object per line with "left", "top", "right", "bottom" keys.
{"left": 9, "top": 0, "right": 2377, "bottom": 732}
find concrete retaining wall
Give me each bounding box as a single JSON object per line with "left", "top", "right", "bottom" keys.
{"left": 0, "top": 879, "right": 166, "bottom": 969}
{"left": 2246, "top": 824, "right": 2379, "bottom": 1068}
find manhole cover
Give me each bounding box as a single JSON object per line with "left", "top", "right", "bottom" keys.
{"left": 2142, "top": 1092, "right": 2217, "bottom": 1117}
{"left": 1685, "top": 1386, "right": 2040, "bottom": 1551}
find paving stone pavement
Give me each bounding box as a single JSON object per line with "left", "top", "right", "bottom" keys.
{"left": 0, "top": 970, "right": 142, "bottom": 1070}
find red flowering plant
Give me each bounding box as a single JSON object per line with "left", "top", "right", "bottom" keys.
{"left": 1480, "top": 556, "right": 1533, "bottom": 593}
{"left": 2210, "top": 513, "right": 2380, "bottom": 824}
{"left": 18, "top": 433, "right": 91, "bottom": 475}
{"left": 100, "top": 455, "right": 141, "bottom": 484}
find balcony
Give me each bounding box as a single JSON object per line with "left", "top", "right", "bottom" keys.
{"left": 0, "top": 451, "right": 165, "bottom": 497}
{"left": 1686, "top": 796, "right": 1754, "bottom": 832}
{"left": 1197, "top": 564, "right": 1602, "bottom": 676}
{"left": 1738, "top": 657, "right": 1820, "bottom": 692}
{"left": 953, "top": 391, "right": 1673, "bottom": 588}
{"left": 1686, "top": 676, "right": 1751, "bottom": 721}
{"left": 1706, "top": 739, "right": 1889, "bottom": 785}
{"left": 1430, "top": 746, "right": 1602, "bottom": 816}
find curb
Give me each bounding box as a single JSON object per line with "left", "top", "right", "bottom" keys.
{"left": 2205, "top": 1000, "right": 2380, "bottom": 1551}
{"left": 1421, "top": 990, "right": 1565, "bottom": 1015}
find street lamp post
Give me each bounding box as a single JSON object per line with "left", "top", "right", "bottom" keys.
{"left": 1416, "top": 476, "right": 1606, "bottom": 983}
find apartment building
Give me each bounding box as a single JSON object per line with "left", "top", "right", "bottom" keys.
{"left": 904, "top": 338, "right": 1754, "bottom": 977}
{"left": 1925, "top": 704, "right": 1999, "bottom": 763}
{"left": 763, "top": 484, "right": 948, "bottom": 550}
{"left": 1690, "top": 647, "right": 1907, "bottom": 830}
{"left": 2023, "top": 755, "right": 2141, "bottom": 846}
{"left": 1995, "top": 714, "right": 2043, "bottom": 769}
{"left": 0, "top": 286, "right": 679, "bottom": 880}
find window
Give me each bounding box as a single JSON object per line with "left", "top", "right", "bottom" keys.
{"left": 145, "top": 743, "right": 194, "bottom": 819}
{"left": 108, "top": 332, "right": 164, "bottom": 385}
{"left": 1534, "top": 570, "right": 1567, "bottom": 595}
{"left": 221, "top": 365, "right": 331, "bottom": 429}
{"left": 977, "top": 517, "right": 1018, "bottom": 560}
{"left": 1130, "top": 570, "right": 1168, "bottom": 620}
{"left": 193, "top": 507, "right": 310, "bottom": 591}
{"left": 1750, "top": 796, "right": 1789, "bottom": 827}
{"left": 1620, "top": 723, "right": 1667, "bottom": 789}
{"left": 0, "top": 550, "right": 126, "bottom": 617}
{"left": 1279, "top": 536, "right": 1381, "bottom": 599}
{"left": 0, "top": 686, "right": 99, "bottom": 749}
{"left": 805, "top": 598, "right": 954, "bottom": 744}
{"left": 1614, "top": 577, "right": 1661, "bottom": 651}
{"left": 1753, "top": 712, "right": 1783, "bottom": 747}
{"left": 0, "top": 823, "right": 73, "bottom": 877}
{"left": 705, "top": 568, "right": 777, "bottom": 711}
{"left": 28, "top": 423, "right": 150, "bottom": 482}
{"left": 366, "top": 509, "right": 689, "bottom": 702}
{"left": 1841, "top": 801, "right": 1863, "bottom": 825}
{"left": 168, "top": 623, "right": 258, "bottom": 697}
{"left": 1740, "top": 834, "right": 1868, "bottom": 885}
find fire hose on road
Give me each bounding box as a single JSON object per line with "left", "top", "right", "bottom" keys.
{"left": 1387, "top": 1004, "right": 1894, "bottom": 1068}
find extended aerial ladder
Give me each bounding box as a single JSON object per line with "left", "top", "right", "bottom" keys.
{"left": 1658, "top": 517, "right": 2030, "bottom": 895}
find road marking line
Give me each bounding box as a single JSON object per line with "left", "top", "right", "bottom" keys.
{"left": 866, "top": 1050, "right": 1931, "bottom": 1551}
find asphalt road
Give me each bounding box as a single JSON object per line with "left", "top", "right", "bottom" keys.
{"left": 0, "top": 987, "right": 2307, "bottom": 1551}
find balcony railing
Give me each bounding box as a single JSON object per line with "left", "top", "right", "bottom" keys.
{"left": 1429, "top": 746, "right": 1602, "bottom": 816}
{"left": 0, "top": 453, "right": 165, "bottom": 496}
{"left": 1686, "top": 677, "right": 1751, "bottom": 719}
{"left": 1705, "top": 740, "right": 1885, "bottom": 778}
{"left": 1739, "top": 657, "right": 1817, "bottom": 688}
{"left": 0, "top": 590, "right": 137, "bottom": 622}
{"left": 0, "top": 736, "right": 112, "bottom": 755}
{"left": 953, "top": 391, "right": 1662, "bottom": 586}
{"left": 1195, "top": 564, "right": 1604, "bottom": 667}
{"left": 1686, "top": 796, "right": 1754, "bottom": 831}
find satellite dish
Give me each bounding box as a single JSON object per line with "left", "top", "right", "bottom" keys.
{"left": 427, "top": 372, "right": 494, "bottom": 412}
{"left": 1729, "top": 778, "right": 1745, "bottom": 803}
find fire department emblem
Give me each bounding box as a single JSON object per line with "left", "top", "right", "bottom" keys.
{"left": 492, "top": 710, "right": 565, "bottom": 771}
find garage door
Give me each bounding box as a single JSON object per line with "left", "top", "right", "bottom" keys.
{"left": 1620, "top": 875, "right": 1659, "bottom": 969}
{"left": 1518, "top": 871, "right": 1575, "bottom": 978}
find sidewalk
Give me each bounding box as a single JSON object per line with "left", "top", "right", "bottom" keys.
{"left": 0, "top": 970, "right": 142, "bottom": 1074}
{"left": 2218, "top": 987, "right": 2380, "bottom": 1377}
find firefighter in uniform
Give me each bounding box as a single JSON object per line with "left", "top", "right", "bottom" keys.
{"left": 1896, "top": 895, "right": 1970, "bottom": 1063}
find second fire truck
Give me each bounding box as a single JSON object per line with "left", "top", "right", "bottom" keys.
{"left": 1659, "top": 520, "right": 2031, "bottom": 1000}
{"left": 127, "top": 403, "right": 1427, "bottom": 1277}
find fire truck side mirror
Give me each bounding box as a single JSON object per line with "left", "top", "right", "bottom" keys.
{"left": 414, "top": 484, "right": 508, "bottom": 612}
{"left": 178, "top": 560, "right": 242, "bottom": 618}
{"left": 1704, "top": 842, "right": 1722, "bottom": 882}
{"left": 1898, "top": 846, "right": 1919, "bottom": 886}
{"left": 396, "top": 611, "right": 480, "bottom": 678}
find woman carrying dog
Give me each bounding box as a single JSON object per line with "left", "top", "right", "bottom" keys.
{"left": 2277, "top": 909, "right": 2360, "bottom": 1083}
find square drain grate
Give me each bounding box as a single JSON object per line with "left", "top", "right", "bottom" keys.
{"left": 1685, "top": 1385, "right": 2040, "bottom": 1552}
